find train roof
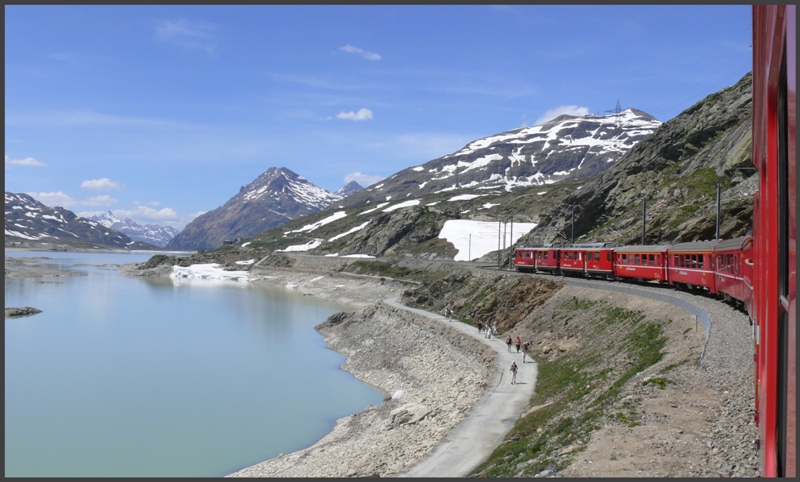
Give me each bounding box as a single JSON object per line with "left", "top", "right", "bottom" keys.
{"left": 668, "top": 240, "right": 721, "bottom": 253}
{"left": 613, "top": 245, "right": 671, "bottom": 253}
{"left": 713, "top": 236, "right": 751, "bottom": 252}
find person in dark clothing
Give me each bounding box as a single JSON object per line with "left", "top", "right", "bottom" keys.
{"left": 515, "top": 336, "right": 521, "bottom": 353}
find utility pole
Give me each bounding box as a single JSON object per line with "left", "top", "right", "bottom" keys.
{"left": 508, "top": 215, "right": 514, "bottom": 270}
{"left": 716, "top": 182, "right": 722, "bottom": 240}
{"left": 642, "top": 197, "right": 647, "bottom": 245}
{"left": 497, "top": 219, "right": 501, "bottom": 269}
{"left": 503, "top": 221, "right": 507, "bottom": 268}
{"left": 468, "top": 234, "right": 471, "bottom": 262}
{"left": 571, "top": 206, "right": 575, "bottom": 244}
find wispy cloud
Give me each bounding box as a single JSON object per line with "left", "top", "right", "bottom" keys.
{"left": 6, "top": 109, "right": 196, "bottom": 129}
{"left": 340, "top": 44, "right": 381, "bottom": 61}
{"left": 337, "top": 108, "right": 373, "bottom": 121}
{"left": 345, "top": 172, "right": 383, "bottom": 187}
{"left": 28, "top": 191, "right": 117, "bottom": 209}
{"left": 534, "top": 105, "right": 591, "bottom": 125}
{"left": 155, "top": 18, "right": 219, "bottom": 56}
{"left": 5, "top": 154, "right": 47, "bottom": 167}
{"left": 81, "top": 178, "right": 122, "bottom": 191}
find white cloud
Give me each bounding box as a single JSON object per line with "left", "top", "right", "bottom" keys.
{"left": 340, "top": 44, "right": 381, "bottom": 61}
{"left": 80, "top": 178, "right": 122, "bottom": 191}
{"left": 155, "top": 18, "right": 219, "bottom": 56}
{"left": 337, "top": 108, "right": 373, "bottom": 121}
{"left": 345, "top": 172, "right": 384, "bottom": 187}
{"left": 28, "top": 192, "right": 117, "bottom": 208}
{"left": 82, "top": 195, "right": 118, "bottom": 206}
{"left": 5, "top": 155, "right": 47, "bottom": 167}
{"left": 534, "top": 105, "right": 591, "bottom": 126}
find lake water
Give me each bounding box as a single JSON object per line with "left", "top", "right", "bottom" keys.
{"left": 4, "top": 251, "right": 384, "bottom": 477}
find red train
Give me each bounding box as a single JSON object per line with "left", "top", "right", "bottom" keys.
{"left": 512, "top": 6, "right": 795, "bottom": 476}
{"left": 514, "top": 239, "right": 751, "bottom": 305}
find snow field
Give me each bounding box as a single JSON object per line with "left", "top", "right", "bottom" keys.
{"left": 438, "top": 220, "right": 537, "bottom": 262}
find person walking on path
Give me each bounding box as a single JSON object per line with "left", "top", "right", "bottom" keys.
{"left": 477, "top": 319, "right": 483, "bottom": 334}
{"left": 515, "top": 336, "right": 521, "bottom": 353}
{"left": 510, "top": 361, "right": 518, "bottom": 384}
{"left": 521, "top": 342, "right": 529, "bottom": 363}
{"left": 505, "top": 335, "right": 512, "bottom": 352}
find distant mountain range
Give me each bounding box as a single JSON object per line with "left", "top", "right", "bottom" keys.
{"left": 4, "top": 192, "right": 158, "bottom": 250}
{"left": 90, "top": 211, "right": 179, "bottom": 248}
{"left": 165, "top": 168, "right": 362, "bottom": 250}
{"left": 221, "top": 73, "right": 755, "bottom": 260}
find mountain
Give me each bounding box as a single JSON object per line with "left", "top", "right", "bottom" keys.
{"left": 184, "top": 75, "right": 753, "bottom": 262}
{"left": 165, "top": 167, "right": 345, "bottom": 251}
{"left": 4, "top": 193, "right": 158, "bottom": 250}
{"left": 515, "top": 71, "right": 755, "bottom": 247}
{"left": 334, "top": 180, "right": 364, "bottom": 198}
{"left": 90, "top": 211, "right": 179, "bottom": 248}
{"left": 340, "top": 108, "right": 661, "bottom": 208}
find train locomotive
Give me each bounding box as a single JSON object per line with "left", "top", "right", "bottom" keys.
{"left": 512, "top": 5, "right": 795, "bottom": 476}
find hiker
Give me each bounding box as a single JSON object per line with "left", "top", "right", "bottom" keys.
{"left": 447, "top": 307, "right": 453, "bottom": 321}
{"left": 477, "top": 319, "right": 483, "bottom": 333}
{"left": 522, "top": 342, "right": 529, "bottom": 363}
{"left": 515, "top": 336, "right": 521, "bottom": 353}
{"left": 505, "top": 335, "right": 513, "bottom": 352}
{"left": 510, "top": 361, "right": 518, "bottom": 384}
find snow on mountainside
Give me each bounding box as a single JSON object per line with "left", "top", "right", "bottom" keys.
{"left": 4, "top": 192, "right": 157, "bottom": 249}
{"left": 90, "top": 211, "right": 179, "bottom": 248}
{"left": 341, "top": 109, "right": 661, "bottom": 206}
{"left": 166, "top": 167, "right": 347, "bottom": 251}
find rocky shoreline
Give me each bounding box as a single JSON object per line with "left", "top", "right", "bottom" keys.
{"left": 117, "top": 255, "right": 759, "bottom": 477}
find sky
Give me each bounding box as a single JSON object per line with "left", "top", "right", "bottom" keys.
{"left": 5, "top": 5, "right": 753, "bottom": 230}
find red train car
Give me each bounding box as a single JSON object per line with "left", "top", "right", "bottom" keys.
{"left": 713, "top": 236, "right": 754, "bottom": 314}
{"left": 613, "top": 245, "right": 669, "bottom": 282}
{"left": 585, "top": 247, "right": 615, "bottom": 279}
{"left": 514, "top": 247, "right": 537, "bottom": 273}
{"left": 532, "top": 246, "right": 560, "bottom": 274}
{"left": 667, "top": 240, "right": 719, "bottom": 294}
{"left": 559, "top": 247, "right": 587, "bottom": 275}
{"left": 752, "top": 4, "right": 795, "bottom": 476}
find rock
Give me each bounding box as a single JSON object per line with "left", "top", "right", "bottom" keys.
{"left": 558, "top": 338, "right": 579, "bottom": 352}
{"left": 542, "top": 345, "right": 552, "bottom": 354}
{"left": 5, "top": 307, "right": 42, "bottom": 317}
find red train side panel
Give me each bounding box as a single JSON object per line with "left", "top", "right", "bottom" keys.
{"left": 713, "top": 236, "right": 754, "bottom": 313}
{"left": 613, "top": 245, "right": 669, "bottom": 281}
{"left": 514, "top": 248, "right": 536, "bottom": 273}
{"left": 752, "top": 5, "right": 795, "bottom": 477}
{"left": 667, "top": 240, "right": 719, "bottom": 294}
{"left": 586, "top": 248, "right": 615, "bottom": 277}
{"left": 560, "top": 248, "right": 587, "bottom": 274}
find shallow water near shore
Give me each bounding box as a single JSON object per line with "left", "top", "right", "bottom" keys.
{"left": 5, "top": 251, "right": 383, "bottom": 477}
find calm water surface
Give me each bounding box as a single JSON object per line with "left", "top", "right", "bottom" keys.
{"left": 5, "top": 251, "right": 383, "bottom": 477}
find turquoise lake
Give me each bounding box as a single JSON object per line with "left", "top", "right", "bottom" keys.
{"left": 4, "top": 251, "right": 384, "bottom": 477}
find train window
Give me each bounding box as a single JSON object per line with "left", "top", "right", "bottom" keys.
{"left": 634, "top": 254, "right": 640, "bottom": 265}
{"left": 698, "top": 255, "right": 704, "bottom": 270}
{"left": 691, "top": 254, "right": 697, "bottom": 268}
{"left": 621, "top": 254, "right": 627, "bottom": 264}
{"left": 544, "top": 252, "right": 548, "bottom": 259}
{"left": 606, "top": 252, "right": 611, "bottom": 262}
{"left": 649, "top": 254, "right": 654, "bottom": 266}
{"left": 676, "top": 255, "right": 682, "bottom": 267}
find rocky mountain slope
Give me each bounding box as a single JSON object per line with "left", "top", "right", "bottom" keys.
{"left": 165, "top": 167, "right": 349, "bottom": 251}
{"left": 4, "top": 192, "right": 158, "bottom": 250}
{"left": 90, "top": 211, "right": 178, "bottom": 248}
{"left": 340, "top": 108, "right": 661, "bottom": 208}
{"left": 516, "top": 72, "right": 755, "bottom": 247}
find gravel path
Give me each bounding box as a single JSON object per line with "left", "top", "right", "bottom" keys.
{"left": 383, "top": 298, "right": 538, "bottom": 477}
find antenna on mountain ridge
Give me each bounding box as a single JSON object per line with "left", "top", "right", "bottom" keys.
{"left": 604, "top": 100, "right": 622, "bottom": 128}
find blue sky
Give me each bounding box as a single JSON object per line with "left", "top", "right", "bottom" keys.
{"left": 5, "top": 5, "right": 753, "bottom": 229}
